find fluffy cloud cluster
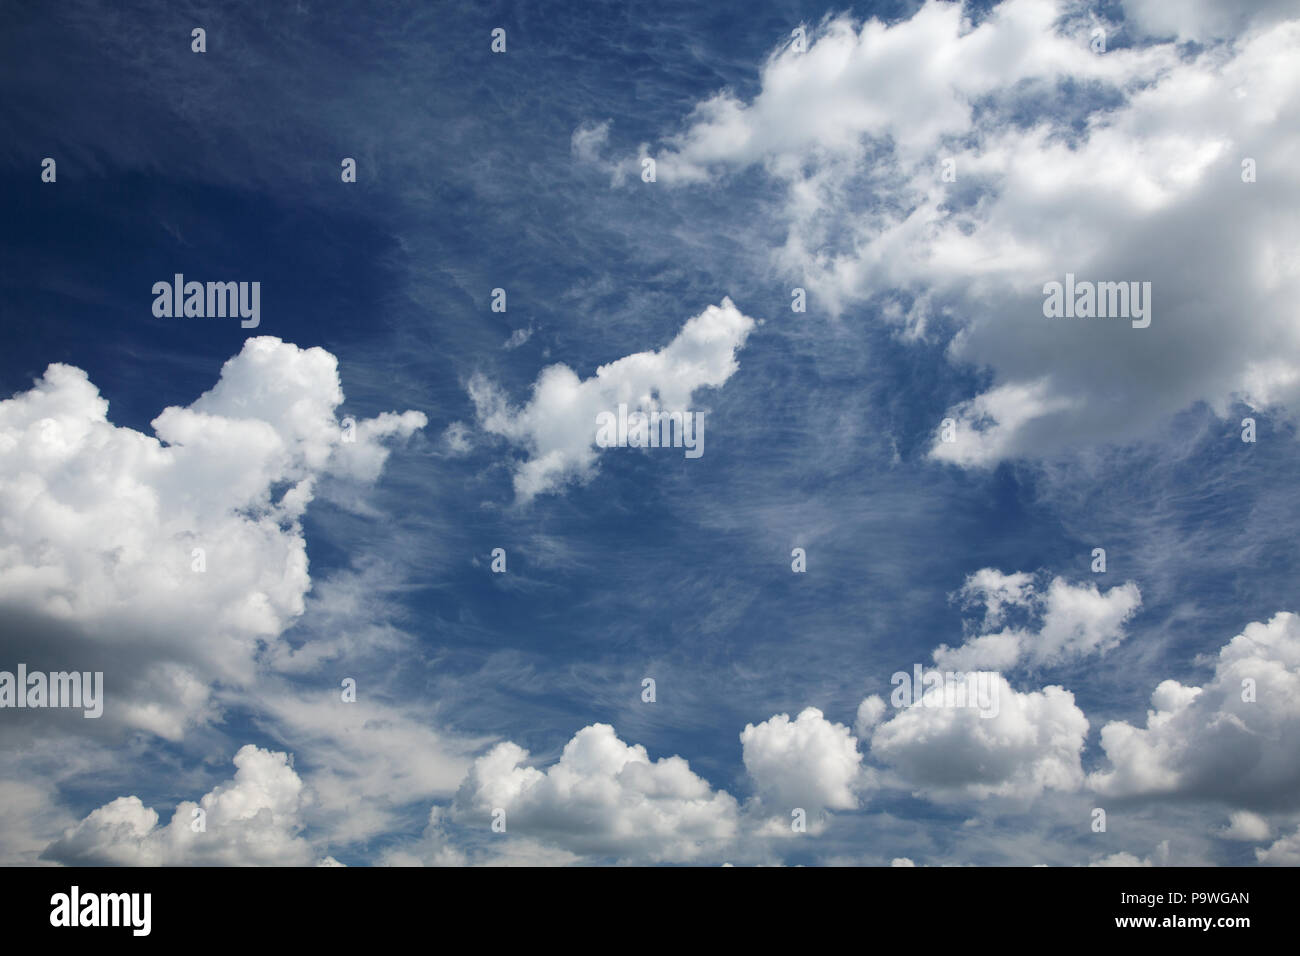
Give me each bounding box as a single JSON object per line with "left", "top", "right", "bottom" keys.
{"left": 1256, "top": 826, "right": 1300, "bottom": 865}
{"left": 1088, "top": 612, "right": 1300, "bottom": 808}
{"left": 452, "top": 723, "right": 740, "bottom": 862}
{"left": 868, "top": 675, "right": 1089, "bottom": 799}
{"left": 591, "top": 0, "right": 1300, "bottom": 465}
{"left": 1222, "top": 810, "right": 1271, "bottom": 842}
{"left": 933, "top": 568, "right": 1141, "bottom": 671}
{"left": 740, "top": 707, "right": 864, "bottom": 821}
{"left": 469, "top": 299, "right": 755, "bottom": 500}
{"left": 0, "top": 337, "right": 424, "bottom": 738}
{"left": 43, "top": 745, "right": 324, "bottom": 865}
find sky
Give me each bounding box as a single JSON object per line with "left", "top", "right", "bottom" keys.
{"left": 1, "top": 0, "right": 1298, "bottom": 867}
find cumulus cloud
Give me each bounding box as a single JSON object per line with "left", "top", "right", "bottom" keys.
{"left": 1256, "top": 825, "right": 1300, "bottom": 865}
{"left": 960, "top": 569, "right": 1036, "bottom": 629}
{"left": 470, "top": 298, "right": 755, "bottom": 500}
{"left": 0, "top": 337, "right": 424, "bottom": 739}
{"left": 43, "top": 745, "right": 325, "bottom": 866}
{"left": 869, "top": 675, "right": 1089, "bottom": 799}
{"left": 1222, "top": 810, "right": 1271, "bottom": 841}
{"left": 933, "top": 569, "right": 1141, "bottom": 671}
{"left": 740, "top": 707, "right": 864, "bottom": 822}
{"left": 612, "top": 0, "right": 1300, "bottom": 466}
{"left": 451, "top": 723, "right": 739, "bottom": 862}
{"left": 1088, "top": 612, "right": 1300, "bottom": 808}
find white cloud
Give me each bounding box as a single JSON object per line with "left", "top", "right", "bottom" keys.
{"left": 1122, "top": 0, "right": 1297, "bottom": 41}
{"left": 379, "top": 806, "right": 469, "bottom": 868}
{"left": 1036, "top": 577, "right": 1142, "bottom": 663}
{"left": 442, "top": 421, "right": 472, "bottom": 455}
{"left": 502, "top": 326, "right": 534, "bottom": 350}
{"left": 854, "top": 695, "right": 887, "bottom": 738}
{"left": 250, "top": 684, "right": 481, "bottom": 848}
{"left": 1222, "top": 810, "right": 1271, "bottom": 841}
{"left": 1088, "top": 612, "right": 1300, "bottom": 808}
{"left": 933, "top": 569, "right": 1141, "bottom": 671}
{"left": 959, "top": 569, "right": 1036, "bottom": 629}
{"left": 452, "top": 723, "right": 740, "bottom": 862}
{"left": 571, "top": 120, "right": 613, "bottom": 167}
{"left": 44, "top": 744, "right": 326, "bottom": 866}
{"left": 0, "top": 778, "right": 76, "bottom": 866}
{"left": 613, "top": 0, "right": 1300, "bottom": 466}
{"left": 869, "top": 675, "right": 1089, "bottom": 799}
{"left": 1089, "top": 840, "right": 1168, "bottom": 867}
{"left": 1256, "top": 825, "right": 1300, "bottom": 865}
{"left": 470, "top": 298, "right": 755, "bottom": 500}
{"left": 0, "top": 337, "right": 424, "bottom": 739}
{"left": 741, "top": 707, "right": 864, "bottom": 820}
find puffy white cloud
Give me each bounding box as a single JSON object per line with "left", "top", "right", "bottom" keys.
{"left": 647, "top": 0, "right": 1151, "bottom": 185}
{"left": 1222, "top": 810, "right": 1271, "bottom": 841}
{"left": 470, "top": 299, "right": 755, "bottom": 500}
{"left": 1256, "top": 825, "right": 1300, "bottom": 865}
{"left": 960, "top": 569, "right": 1036, "bottom": 630}
{"left": 452, "top": 723, "right": 739, "bottom": 862}
{"left": 741, "top": 707, "right": 864, "bottom": 818}
{"left": 869, "top": 675, "right": 1089, "bottom": 799}
{"left": 608, "top": 0, "right": 1300, "bottom": 466}
{"left": 933, "top": 569, "right": 1141, "bottom": 671}
{"left": 1088, "top": 612, "right": 1300, "bottom": 808}
{"left": 0, "top": 337, "right": 424, "bottom": 739}
{"left": 1035, "top": 577, "right": 1142, "bottom": 663}
{"left": 43, "top": 744, "right": 326, "bottom": 866}
{"left": 933, "top": 630, "right": 1026, "bottom": 673}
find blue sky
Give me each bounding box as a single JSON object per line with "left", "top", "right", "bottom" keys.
{"left": 2, "top": 0, "right": 1299, "bottom": 866}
